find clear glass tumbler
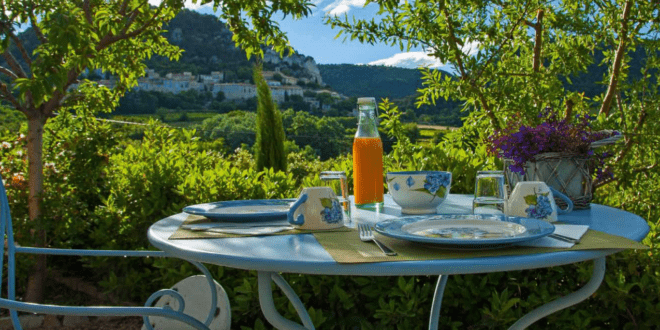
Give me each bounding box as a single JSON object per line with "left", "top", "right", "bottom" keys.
{"left": 320, "top": 171, "right": 353, "bottom": 227}
{"left": 473, "top": 170, "right": 506, "bottom": 215}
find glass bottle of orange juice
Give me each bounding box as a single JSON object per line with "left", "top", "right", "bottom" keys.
{"left": 353, "top": 97, "right": 384, "bottom": 206}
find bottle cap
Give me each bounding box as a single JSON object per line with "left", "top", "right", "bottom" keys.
{"left": 357, "top": 97, "right": 376, "bottom": 105}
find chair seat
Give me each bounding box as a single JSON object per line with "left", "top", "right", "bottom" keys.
{"left": 142, "top": 275, "right": 231, "bottom": 330}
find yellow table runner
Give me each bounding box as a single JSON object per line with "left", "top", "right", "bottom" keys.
{"left": 312, "top": 228, "right": 647, "bottom": 263}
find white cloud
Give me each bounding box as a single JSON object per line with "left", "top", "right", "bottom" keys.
{"left": 367, "top": 51, "right": 455, "bottom": 72}
{"left": 461, "top": 40, "right": 480, "bottom": 57}
{"left": 323, "top": 0, "right": 367, "bottom": 16}
{"left": 366, "top": 40, "right": 482, "bottom": 73}
{"left": 148, "top": 0, "right": 211, "bottom": 10}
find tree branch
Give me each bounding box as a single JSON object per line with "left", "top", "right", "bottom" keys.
{"left": 0, "top": 65, "right": 17, "bottom": 79}
{"left": 473, "top": 2, "right": 533, "bottom": 83}
{"left": 97, "top": 1, "right": 161, "bottom": 51}
{"left": 39, "top": 69, "right": 82, "bottom": 118}
{"left": 28, "top": 4, "right": 48, "bottom": 44}
{"left": 83, "top": 0, "right": 94, "bottom": 25}
{"left": 532, "top": 9, "right": 544, "bottom": 73}
{"left": 564, "top": 98, "right": 574, "bottom": 120}
{"left": 2, "top": 51, "right": 27, "bottom": 78}
{"left": 598, "top": 1, "right": 632, "bottom": 116}
{"left": 0, "top": 81, "right": 23, "bottom": 111}
{"left": 119, "top": 0, "right": 131, "bottom": 15}
{"left": 1, "top": 25, "right": 32, "bottom": 67}
{"left": 597, "top": 98, "right": 649, "bottom": 189}
{"left": 439, "top": 4, "right": 467, "bottom": 78}
{"left": 438, "top": 4, "right": 499, "bottom": 127}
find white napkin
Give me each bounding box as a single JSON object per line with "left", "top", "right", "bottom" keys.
{"left": 181, "top": 220, "right": 293, "bottom": 235}
{"left": 519, "top": 224, "right": 590, "bottom": 248}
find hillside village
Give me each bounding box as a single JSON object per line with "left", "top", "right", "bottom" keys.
{"left": 90, "top": 46, "right": 349, "bottom": 112}
{"left": 129, "top": 67, "right": 345, "bottom": 111}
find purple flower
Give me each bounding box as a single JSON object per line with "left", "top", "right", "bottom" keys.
{"left": 487, "top": 107, "right": 618, "bottom": 177}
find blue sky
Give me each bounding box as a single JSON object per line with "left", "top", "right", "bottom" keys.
{"left": 169, "top": 0, "right": 453, "bottom": 71}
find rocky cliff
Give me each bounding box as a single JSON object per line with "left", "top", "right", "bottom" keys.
{"left": 147, "top": 9, "right": 323, "bottom": 85}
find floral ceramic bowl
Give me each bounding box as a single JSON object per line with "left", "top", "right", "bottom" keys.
{"left": 386, "top": 171, "right": 452, "bottom": 214}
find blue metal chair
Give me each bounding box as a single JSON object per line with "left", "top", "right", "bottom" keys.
{"left": 0, "top": 174, "right": 230, "bottom": 330}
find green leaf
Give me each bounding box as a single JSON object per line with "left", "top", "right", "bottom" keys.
{"left": 320, "top": 198, "right": 333, "bottom": 208}
{"left": 524, "top": 195, "right": 538, "bottom": 205}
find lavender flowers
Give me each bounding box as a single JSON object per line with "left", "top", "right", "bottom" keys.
{"left": 487, "top": 107, "right": 617, "bottom": 179}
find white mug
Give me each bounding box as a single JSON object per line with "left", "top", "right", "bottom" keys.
{"left": 505, "top": 181, "right": 573, "bottom": 222}
{"left": 287, "top": 187, "right": 345, "bottom": 230}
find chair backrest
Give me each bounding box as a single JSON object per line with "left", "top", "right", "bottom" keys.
{"left": 1, "top": 172, "right": 17, "bottom": 256}
{"left": 0, "top": 174, "right": 225, "bottom": 330}
{"left": 1, "top": 173, "right": 23, "bottom": 326}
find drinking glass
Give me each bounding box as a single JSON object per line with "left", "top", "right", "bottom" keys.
{"left": 473, "top": 170, "right": 506, "bottom": 215}
{"left": 320, "top": 171, "right": 354, "bottom": 227}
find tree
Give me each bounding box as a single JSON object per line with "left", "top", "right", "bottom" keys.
{"left": 1, "top": 0, "right": 313, "bottom": 303}
{"left": 326, "top": 0, "right": 660, "bottom": 190}
{"left": 253, "top": 64, "right": 287, "bottom": 172}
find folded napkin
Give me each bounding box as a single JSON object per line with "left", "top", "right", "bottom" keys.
{"left": 180, "top": 220, "right": 293, "bottom": 235}
{"left": 519, "top": 224, "right": 590, "bottom": 248}
{"left": 192, "top": 226, "right": 294, "bottom": 235}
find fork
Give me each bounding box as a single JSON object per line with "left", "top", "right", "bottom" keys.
{"left": 358, "top": 223, "right": 397, "bottom": 256}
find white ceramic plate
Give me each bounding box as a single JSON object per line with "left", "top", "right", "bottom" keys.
{"left": 374, "top": 214, "right": 555, "bottom": 249}
{"left": 183, "top": 199, "right": 296, "bottom": 222}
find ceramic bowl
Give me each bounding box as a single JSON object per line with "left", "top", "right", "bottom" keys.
{"left": 386, "top": 171, "right": 452, "bottom": 214}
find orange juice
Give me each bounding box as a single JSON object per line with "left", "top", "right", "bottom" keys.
{"left": 353, "top": 137, "right": 384, "bottom": 205}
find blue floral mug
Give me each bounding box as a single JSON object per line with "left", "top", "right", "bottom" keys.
{"left": 505, "top": 181, "right": 574, "bottom": 222}
{"left": 287, "top": 187, "right": 345, "bottom": 230}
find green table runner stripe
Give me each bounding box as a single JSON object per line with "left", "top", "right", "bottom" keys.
{"left": 311, "top": 229, "right": 648, "bottom": 263}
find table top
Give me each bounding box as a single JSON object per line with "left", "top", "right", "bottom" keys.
{"left": 148, "top": 194, "right": 649, "bottom": 276}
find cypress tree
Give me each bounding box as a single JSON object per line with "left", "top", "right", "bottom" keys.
{"left": 253, "top": 64, "right": 287, "bottom": 172}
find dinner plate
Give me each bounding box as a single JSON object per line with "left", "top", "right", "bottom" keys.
{"left": 183, "top": 199, "right": 296, "bottom": 222}
{"left": 374, "top": 214, "right": 555, "bottom": 249}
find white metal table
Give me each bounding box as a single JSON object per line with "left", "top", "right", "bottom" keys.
{"left": 148, "top": 194, "right": 649, "bottom": 329}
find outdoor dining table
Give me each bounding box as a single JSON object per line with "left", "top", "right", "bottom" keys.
{"left": 147, "top": 194, "right": 650, "bottom": 330}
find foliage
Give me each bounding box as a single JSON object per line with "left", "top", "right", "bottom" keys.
{"left": 326, "top": 0, "right": 660, "bottom": 196}
{"left": 1, "top": 112, "right": 119, "bottom": 290}
{"left": 199, "top": 110, "right": 257, "bottom": 151}
{"left": 379, "top": 99, "right": 490, "bottom": 195}
{"left": 253, "top": 65, "right": 287, "bottom": 172}
{"left": 117, "top": 90, "right": 217, "bottom": 114}
{"left": 0, "top": 105, "right": 24, "bottom": 132}
{"left": 281, "top": 109, "right": 351, "bottom": 160}
{"left": 1, "top": 109, "right": 657, "bottom": 328}
{"left": 0, "top": 0, "right": 192, "bottom": 301}
{"left": 1, "top": 0, "right": 658, "bottom": 328}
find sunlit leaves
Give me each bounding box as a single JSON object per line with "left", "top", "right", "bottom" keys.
{"left": 195, "top": 0, "right": 314, "bottom": 59}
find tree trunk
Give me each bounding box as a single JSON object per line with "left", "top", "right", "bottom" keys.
{"left": 24, "top": 114, "right": 47, "bottom": 303}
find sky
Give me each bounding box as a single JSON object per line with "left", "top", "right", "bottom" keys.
{"left": 171, "top": 0, "right": 455, "bottom": 71}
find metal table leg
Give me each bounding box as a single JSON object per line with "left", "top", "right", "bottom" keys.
{"left": 428, "top": 275, "right": 449, "bottom": 330}
{"left": 257, "top": 271, "right": 315, "bottom": 330}
{"left": 509, "top": 257, "right": 606, "bottom": 330}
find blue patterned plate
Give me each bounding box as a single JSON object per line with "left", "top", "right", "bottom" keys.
{"left": 374, "top": 214, "right": 555, "bottom": 249}
{"left": 183, "top": 199, "right": 296, "bottom": 222}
